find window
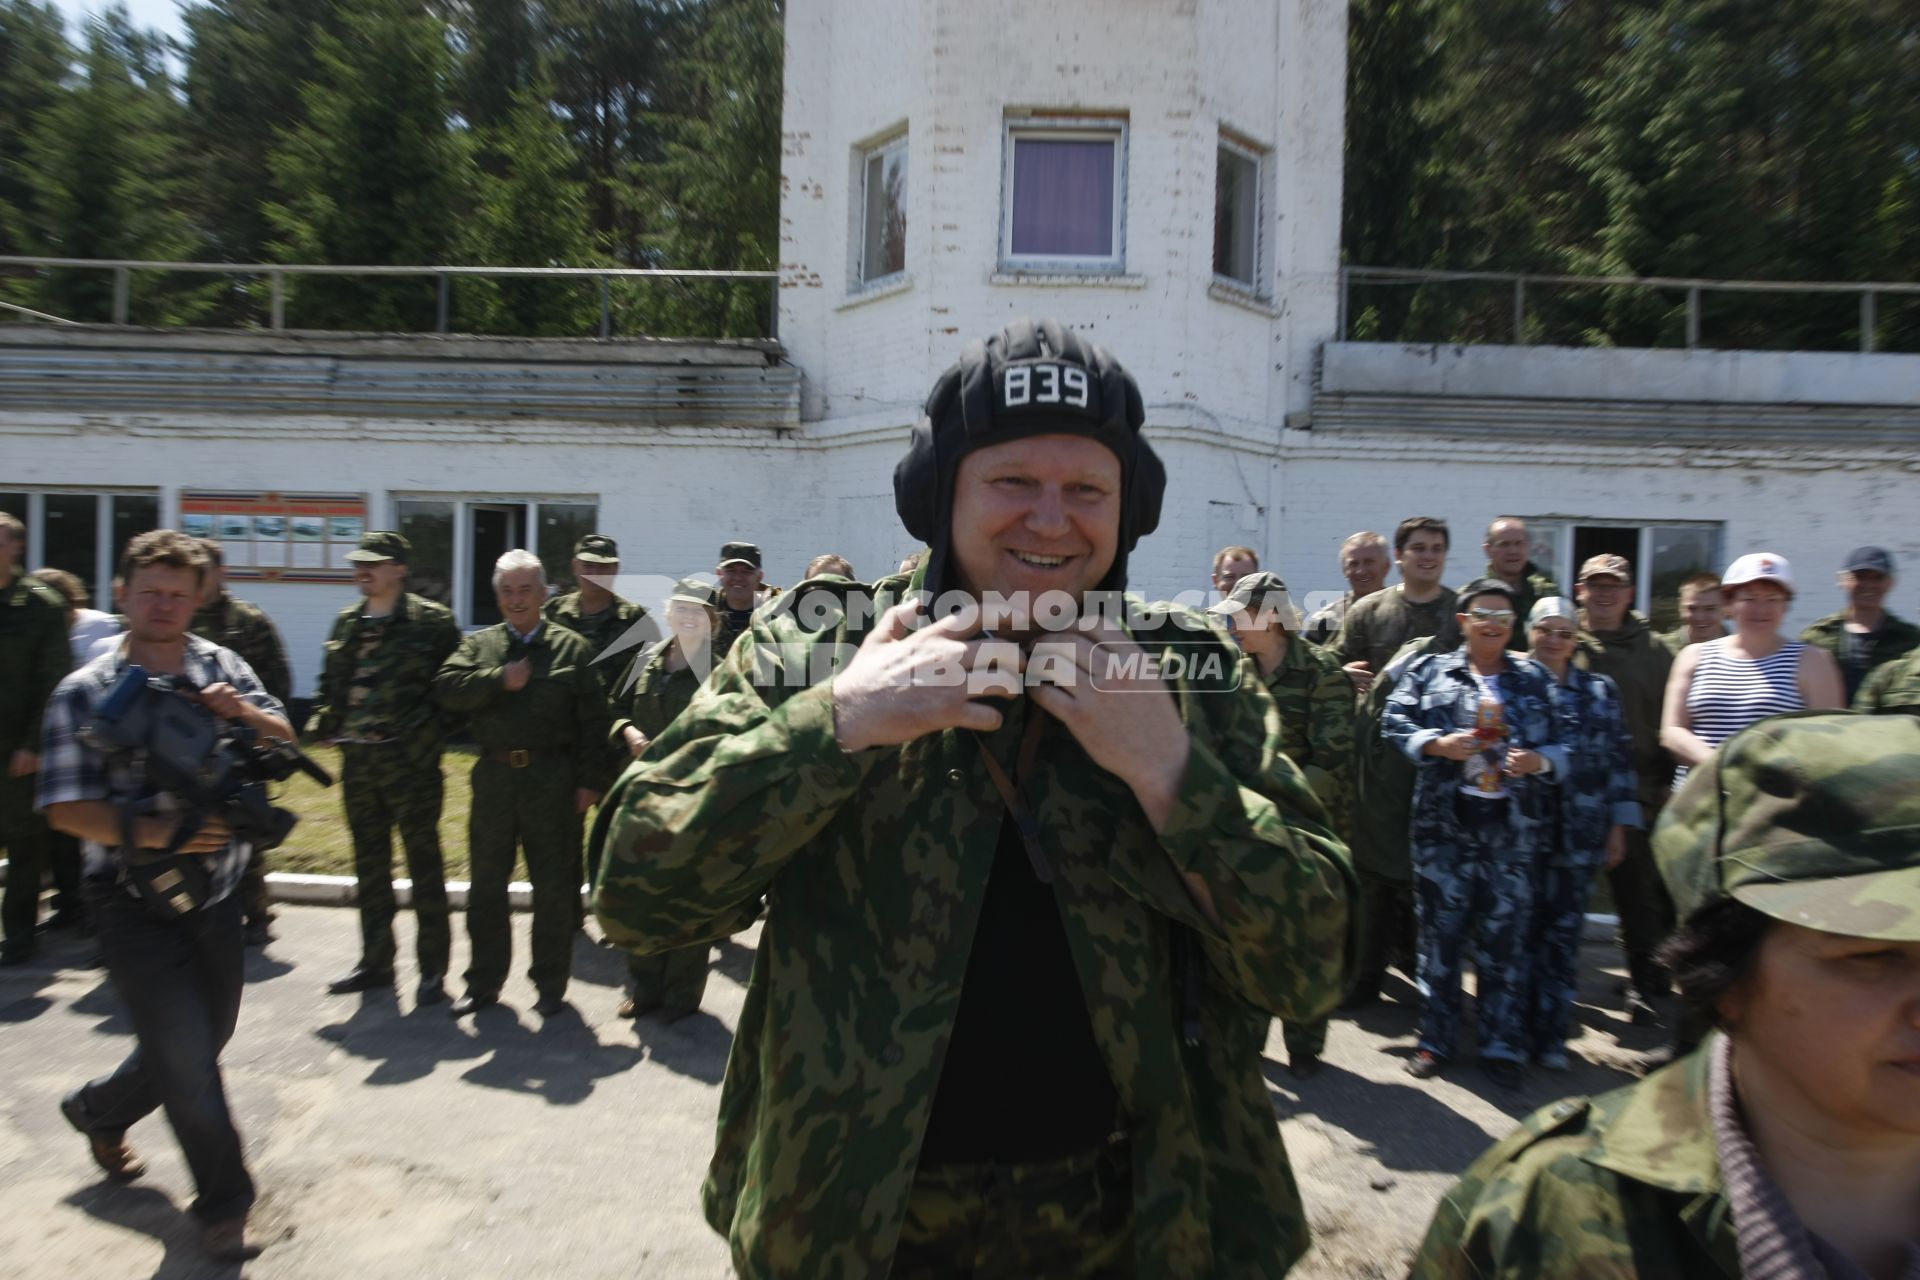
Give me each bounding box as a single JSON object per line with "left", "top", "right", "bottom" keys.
{"left": 1527, "top": 519, "right": 1723, "bottom": 629}
{"left": 0, "top": 489, "right": 160, "bottom": 607}
{"left": 1002, "top": 118, "right": 1127, "bottom": 271}
{"left": 1213, "top": 136, "right": 1264, "bottom": 291}
{"left": 391, "top": 496, "right": 599, "bottom": 628}
{"left": 858, "top": 133, "right": 908, "bottom": 286}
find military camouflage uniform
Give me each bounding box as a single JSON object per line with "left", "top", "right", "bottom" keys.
{"left": 594, "top": 638, "right": 714, "bottom": 1014}
{"left": 1659, "top": 622, "right": 1729, "bottom": 655}
{"left": 192, "top": 589, "right": 292, "bottom": 933}
{"left": 593, "top": 576, "right": 1356, "bottom": 1278}
{"left": 1798, "top": 608, "right": 1920, "bottom": 703}
{"left": 1261, "top": 638, "right": 1355, "bottom": 1062}
{"left": 1576, "top": 612, "right": 1678, "bottom": 1003}
{"left": 1855, "top": 649, "right": 1920, "bottom": 715}
{"left": 1528, "top": 666, "right": 1639, "bottom": 1058}
{"left": 312, "top": 592, "right": 462, "bottom": 979}
{"left": 1301, "top": 590, "right": 1360, "bottom": 649}
{"left": 1468, "top": 562, "right": 1561, "bottom": 652}
{"left": 1382, "top": 649, "right": 1568, "bottom": 1064}
{"left": 713, "top": 585, "right": 780, "bottom": 660}
{"left": 1, "top": 567, "right": 73, "bottom": 959}
{"left": 433, "top": 621, "right": 610, "bottom": 1001}
{"left": 1333, "top": 583, "right": 1461, "bottom": 678}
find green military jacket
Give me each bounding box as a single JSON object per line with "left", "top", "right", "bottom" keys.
{"left": 610, "top": 640, "right": 710, "bottom": 746}
{"left": 543, "top": 589, "right": 659, "bottom": 697}
{"left": 312, "top": 592, "right": 462, "bottom": 763}
{"left": 1349, "top": 635, "right": 1447, "bottom": 880}
{"left": 1575, "top": 611, "right": 1675, "bottom": 812}
{"left": 1856, "top": 649, "right": 1920, "bottom": 715}
{"left": 713, "top": 584, "right": 782, "bottom": 660}
{"left": 1410, "top": 1039, "right": 1738, "bottom": 1279}
{"left": 431, "top": 621, "right": 610, "bottom": 788}
{"left": 1261, "top": 637, "right": 1354, "bottom": 840}
{"left": 1800, "top": 610, "right": 1920, "bottom": 699}
{"left": 593, "top": 574, "right": 1357, "bottom": 1279}
{"left": 1468, "top": 562, "right": 1560, "bottom": 651}
{"left": 191, "top": 590, "right": 292, "bottom": 704}
{"left": 1660, "top": 623, "right": 1729, "bottom": 655}
{"left": 1, "top": 567, "right": 74, "bottom": 754}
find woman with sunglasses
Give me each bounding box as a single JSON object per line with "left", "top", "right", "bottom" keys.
{"left": 1382, "top": 579, "right": 1570, "bottom": 1089}
{"left": 1523, "top": 597, "right": 1641, "bottom": 1072}
{"left": 1662, "top": 553, "right": 1843, "bottom": 791}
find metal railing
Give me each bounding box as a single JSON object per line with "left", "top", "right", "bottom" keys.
{"left": 0, "top": 256, "right": 781, "bottom": 339}
{"left": 1340, "top": 265, "right": 1920, "bottom": 353}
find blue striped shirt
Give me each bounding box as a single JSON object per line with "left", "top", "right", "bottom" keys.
{"left": 1676, "top": 638, "right": 1806, "bottom": 789}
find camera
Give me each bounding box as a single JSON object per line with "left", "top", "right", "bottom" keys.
{"left": 81, "top": 664, "right": 334, "bottom": 855}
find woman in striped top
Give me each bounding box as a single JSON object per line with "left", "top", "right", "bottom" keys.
{"left": 1662, "top": 552, "right": 1843, "bottom": 786}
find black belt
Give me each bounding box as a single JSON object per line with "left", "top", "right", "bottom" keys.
{"left": 485, "top": 747, "right": 558, "bottom": 768}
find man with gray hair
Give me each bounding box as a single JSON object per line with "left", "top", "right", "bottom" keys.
{"left": 1304, "top": 531, "right": 1391, "bottom": 648}
{"left": 433, "top": 549, "right": 610, "bottom": 1016}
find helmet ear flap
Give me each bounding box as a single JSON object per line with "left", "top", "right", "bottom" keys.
{"left": 894, "top": 419, "right": 939, "bottom": 541}
{"left": 1128, "top": 438, "right": 1166, "bottom": 543}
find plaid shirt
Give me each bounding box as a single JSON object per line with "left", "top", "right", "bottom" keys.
{"left": 37, "top": 634, "right": 284, "bottom": 905}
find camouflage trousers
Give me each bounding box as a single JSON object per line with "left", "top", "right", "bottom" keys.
{"left": 342, "top": 745, "right": 451, "bottom": 977}
{"left": 1350, "top": 868, "right": 1416, "bottom": 997}
{"left": 627, "top": 944, "right": 710, "bottom": 1014}
{"left": 1524, "top": 861, "right": 1602, "bottom": 1059}
{"left": 240, "top": 847, "right": 272, "bottom": 928}
{"left": 465, "top": 755, "right": 580, "bottom": 999}
{"left": 1605, "top": 827, "right": 1674, "bottom": 1001}
{"left": 0, "top": 771, "right": 48, "bottom": 955}
{"left": 891, "top": 1138, "right": 1134, "bottom": 1279}
{"left": 1412, "top": 803, "right": 1534, "bottom": 1063}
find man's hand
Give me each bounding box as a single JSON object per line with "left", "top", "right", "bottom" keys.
{"left": 832, "top": 602, "right": 1020, "bottom": 752}
{"left": 1424, "top": 731, "right": 1479, "bottom": 761}
{"left": 1604, "top": 824, "right": 1628, "bottom": 871}
{"left": 1025, "top": 628, "right": 1190, "bottom": 831}
{"left": 502, "top": 659, "right": 533, "bottom": 692}
{"left": 140, "top": 814, "right": 232, "bottom": 853}
{"left": 7, "top": 749, "right": 37, "bottom": 777}
{"left": 194, "top": 682, "right": 248, "bottom": 720}
{"left": 575, "top": 788, "right": 600, "bottom": 815}
{"left": 621, "top": 725, "right": 650, "bottom": 758}
{"left": 1343, "top": 660, "right": 1374, "bottom": 696}
{"left": 1502, "top": 748, "right": 1547, "bottom": 777}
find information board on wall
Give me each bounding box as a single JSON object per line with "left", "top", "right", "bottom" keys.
{"left": 178, "top": 491, "right": 367, "bottom": 581}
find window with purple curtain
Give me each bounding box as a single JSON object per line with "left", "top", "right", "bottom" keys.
{"left": 1008, "top": 133, "right": 1119, "bottom": 260}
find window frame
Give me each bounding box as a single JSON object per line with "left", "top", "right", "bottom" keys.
{"left": 1212, "top": 132, "right": 1268, "bottom": 295}
{"left": 0, "top": 487, "right": 161, "bottom": 609}
{"left": 1526, "top": 517, "right": 1724, "bottom": 621}
{"left": 999, "top": 115, "right": 1129, "bottom": 274}
{"left": 855, "top": 129, "right": 910, "bottom": 289}
{"left": 387, "top": 493, "right": 599, "bottom": 628}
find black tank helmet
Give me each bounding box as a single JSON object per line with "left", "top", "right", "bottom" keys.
{"left": 893, "top": 317, "right": 1166, "bottom": 600}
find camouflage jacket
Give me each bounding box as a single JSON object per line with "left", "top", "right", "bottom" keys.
{"left": 1660, "top": 623, "right": 1730, "bottom": 656}
{"left": 1301, "top": 590, "right": 1356, "bottom": 650}
{"left": 1381, "top": 648, "right": 1569, "bottom": 864}
{"left": 1856, "top": 649, "right": 1920, "bottom": 716}
{"left": 1333, "top": 584, "right": 1462, "bottom": 678}
{"left": 1542, "top": 666, "right": 1640, "bottom": 867}
{"left": 311, "top": 593, "right": 462, "bottom": 762}
{"left": 1470, "top": 562, "right": 1561, "bottom": 651}
{"left": 432, "top": 621, "right": 611, "bottom": 788}
{"left": 1348, "top": 636, "right": 1447, "bottom": 880}
{"left": 543, "top": 590, "right": 659, "bottom": 698}
{"left": 1261, "top": 637, "right": 1354, "bottom": 840}
{"left": 610, "top": 640, "right": 710, "bottom": 745}
{"left": 1799, "top": 610, "right": 1920, "bottom": 700}
{"left": 1409, "top": 1039, "right": 1739, "bottom": 1278}
{"left": 592, "top": 574, "right": 1356, "bottom": 1279}
{"left": 713, "top": 584, "right": 782, "bottom": 660}
{"left": 1575, "top": 612, "right": 1674, "bottom": 812}
{"left": 191, "top": 590, "right": 292, "bottom": 704}
{"left": 0, "top": 566, "right": 74, "bottom": 754}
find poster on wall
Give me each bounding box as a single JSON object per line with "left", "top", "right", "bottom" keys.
{"left": 177, "top": 491, "right": 368, "bottom": 582}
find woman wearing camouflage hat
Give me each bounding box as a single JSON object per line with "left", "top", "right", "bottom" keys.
{"left": 1409, "top": 710, "right": 1920, "bottom": 1279}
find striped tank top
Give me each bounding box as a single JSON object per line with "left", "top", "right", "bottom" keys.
{"left": 1675, "top": 639, "right": 1807, "bottom": 789}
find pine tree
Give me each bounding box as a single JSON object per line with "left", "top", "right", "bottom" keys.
{"left": 0, "top": 0, "right": 73, "bottom": 260}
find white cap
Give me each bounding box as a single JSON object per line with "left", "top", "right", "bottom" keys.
{"left": 1722, "top": 552, "right": 1794, "bottom": 595}
{"left": 1527, "top": 596, "right": 1578, "bottom": 628}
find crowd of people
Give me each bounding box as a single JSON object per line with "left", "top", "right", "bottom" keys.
{"left": 3, "top": 318, "right": 1917, "bottom": 1274}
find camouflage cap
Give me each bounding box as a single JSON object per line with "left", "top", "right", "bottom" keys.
{"left": 1654, "top": 711, "right": 1920, "bottom": 941}
{"left": 573, "top": 533, "right": 619, "bottom": 564}
{"left": 667, "top": 577, "right": 719, "bottom": 609}
{"left": 718, "top": 541, "right": 761, "bottom": 569}
{"left": 1577, "top": 553, "right": 1632, "bottom": 584}
{"left": 1206, "top": 570, "right": 1302, "bottom": 629}
{"left": 347, "top": 530, "right": 411, "bottom": 563}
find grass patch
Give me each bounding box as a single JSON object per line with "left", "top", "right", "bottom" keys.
{"left": 265, "top": 745, "right": 479, "bottom": 880}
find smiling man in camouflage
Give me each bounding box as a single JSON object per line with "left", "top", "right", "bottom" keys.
{"left": 594, "top": 319, "right": 1355, "bottom": 1278}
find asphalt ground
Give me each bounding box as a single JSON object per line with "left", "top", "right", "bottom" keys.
{"left": 0, "top": 906, "right": 1667, "bottom": 1279}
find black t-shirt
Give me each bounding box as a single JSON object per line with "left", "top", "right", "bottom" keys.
{"left": 916, "top": 813, "right": 1121, "bottom": 1165}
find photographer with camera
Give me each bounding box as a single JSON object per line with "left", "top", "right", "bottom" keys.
{"left": 37, "top": 530, "right": 290, "bottom": 1264}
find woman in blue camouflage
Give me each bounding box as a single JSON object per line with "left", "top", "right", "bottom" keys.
{"left": 1522, "top": 596, "right": 1641, "bottom": 1071}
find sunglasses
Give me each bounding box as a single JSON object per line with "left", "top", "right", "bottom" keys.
{"left": 1468, "top": 607, "right": 1516, "bottom": 623}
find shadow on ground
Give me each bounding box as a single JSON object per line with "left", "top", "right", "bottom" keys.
{"left": 63, "top": 1183, "right": 243, "bottom": 1280}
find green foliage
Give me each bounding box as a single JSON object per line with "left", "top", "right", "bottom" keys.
{"left": 0, "top": 0, "right": 72, "bottom": 257}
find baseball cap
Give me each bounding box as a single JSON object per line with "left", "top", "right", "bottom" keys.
{"left": 1721, "top": 552, "right": 1794, "bottom": 595}
{"left": 347, "top": 531, "right": 411, "bottom": 563}
{"left": 573, "top": 534, "right": 619, "bottom": 564}
{"left": 1457, "top": 577, "right": 1518, "bottom": 611}
{"left": 719, "top": 542, "right": 761, "bottom": 569}
{"left": 1206, "top": 570, "right": 1302, "bottom": 630}
{"left": 1527, "top": 596, "right": 1577, "bottom": 627}
{"left": 1841, "top": 546, "right": 1894, "bottom": 575}
{"left": 1654, "top": 711, "right": 1920, "bottom": 941}
{"left": 667, "top": 577, "right": 719, "bottom": 609}
{"left": 1577, "top": 554, "right": 1632, "bottom": 584}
